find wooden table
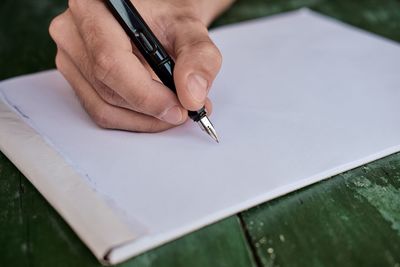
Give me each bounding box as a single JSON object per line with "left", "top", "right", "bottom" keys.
{"left": 1, "top": 0, "right": 400, "bottom": 266}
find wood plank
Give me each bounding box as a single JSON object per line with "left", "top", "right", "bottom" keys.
{"left": 122, "top": 217, "right": 256, "bottom": 267}
{"left": 313, "top": 0, "right": 400, "bottom": 42}
{"left": 241, "top": 153, "right": 400, "bottom": 267}
{"left": 0, "top": 153, "right": 29, "bottom": 267}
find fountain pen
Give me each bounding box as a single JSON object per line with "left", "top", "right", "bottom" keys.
{"left": 106, "top": 0, "right": 219, "bottom": 143}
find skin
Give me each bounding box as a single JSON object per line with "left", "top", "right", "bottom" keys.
{"left": 49, "top": 0, "right": 234, "bottom": 132}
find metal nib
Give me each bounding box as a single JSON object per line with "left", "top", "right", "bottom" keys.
{"left": 197, "top": 115, "right": 219, "bottom": 143}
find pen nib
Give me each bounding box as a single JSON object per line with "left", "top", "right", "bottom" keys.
{"left": 197, "top": 116, "right": 219, "bottom": 143}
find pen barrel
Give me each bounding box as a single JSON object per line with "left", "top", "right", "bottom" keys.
{"left": 107, "top": 0, "right": 206, "bottom": 122}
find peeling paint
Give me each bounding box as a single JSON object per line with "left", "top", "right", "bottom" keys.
{"left": 352, "top": 177, "right": 400, "bottom": 235}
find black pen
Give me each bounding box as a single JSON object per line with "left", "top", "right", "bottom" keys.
{"left": 106, "top": 0, "right": 219, "bottom": 143}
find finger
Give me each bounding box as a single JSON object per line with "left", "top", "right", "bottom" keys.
{"left": 55, "top": 50, "right": 176, "bottom": 133}
{"left": 49, "top": 10, "right": 131, "bottom": 110}
{"left": 204, "top": 98, "right": 213, "bottom": 115}
{"left": 68, "top": 0, "right": 187, "bottom": 125}
{"left": 170, "top": 18, "right": 222, "bottom": 111}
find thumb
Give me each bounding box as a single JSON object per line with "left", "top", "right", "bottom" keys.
{"left": 171, "top": 18, "right": 222, "bottom": 111}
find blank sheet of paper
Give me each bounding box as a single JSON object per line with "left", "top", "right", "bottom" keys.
{"left": 1, "top": 9, "right": 400, "bottom": 264}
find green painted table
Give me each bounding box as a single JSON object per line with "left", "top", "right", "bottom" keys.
{"left": 1, "top": 0, "right": 400, "bottom": 266}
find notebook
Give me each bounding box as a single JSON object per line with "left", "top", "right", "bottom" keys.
{"left": 1, "top": 9, "right": 400, "bottom": 265}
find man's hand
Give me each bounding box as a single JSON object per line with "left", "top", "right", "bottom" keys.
{"left": 49, "top": 0, "right": 233, "bottom": 132}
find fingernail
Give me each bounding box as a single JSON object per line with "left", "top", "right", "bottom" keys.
{"left": 187, "top": 74, "right": 208, "bottom": 103}
{"left": 162, "top": 105, "right": 183, "bottom": 124}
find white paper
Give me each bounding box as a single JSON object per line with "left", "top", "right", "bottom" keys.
{"left": 1, "top": 9, "right": 400, "bottom": 264}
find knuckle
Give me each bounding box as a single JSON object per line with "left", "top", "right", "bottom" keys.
{"left": 211, "top": 49, "right": 223, "bottom": 71}
{"left": 80, "top": 15, "right": 103, "bottom": 48}
{"left": 91, "top": 106, "right": 112, "bottom": 129}
{"left": 198, "top": 41, "right": 221, "bottom": 59}
{"left": 92, "top": 50, "right": 117, "bottom": 83}
{"left": 79, "top": 53, "right": 94, "bottom": 79}
{"left": 174, "top": 15, "right": 202, "bottom": 29}
{"left": 114, "top": 95, "right": 128, "bottom": 107}
{"left": 68, "top": 0, "right": 79, "bottom": 11}
{"left": 172, "top": 20, "right": 222, "bottom": 71}
{"left": 55, "top": 52, "right": 65, "bottom": 71}
{"left": 49, "top": 14, "right": 66, "bottom": 42}
{"left": 78, "top": 97, "right": 91, "bottom": 117}
{"left": 98, "top": 84, "right": 115, "bottom": 100}
{"left": 178, "top": 39, "right": 222, "bottom": 78}
{"left": 130, "top": 89, "right": 151, "bottom": 111}
{"left": 209, "top": 44, "right": 222, "bottom": 66}
{"left": 96, "top": 83, "right": 125, "bottom": 107}
{"left": 195, "top": 41, "right": 222, "bottom": 74}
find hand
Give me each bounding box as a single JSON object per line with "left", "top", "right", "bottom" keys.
{"left": 49, "top": 0, "right": 233, "bottom": 132}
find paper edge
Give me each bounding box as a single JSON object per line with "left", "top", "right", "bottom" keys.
{"left": 106, "top": 145, "right": 399, "bottom": 264}
{"left": 0, "top": 93, "right": 137, "bottom": 265}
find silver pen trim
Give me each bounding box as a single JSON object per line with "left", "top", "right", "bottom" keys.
{"left": 197, "top": 116, "right": 219, "bottom": 143}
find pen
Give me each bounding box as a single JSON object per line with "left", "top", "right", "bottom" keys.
{"left": 106, "top": 0, "right": 219, "bottom": 143}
